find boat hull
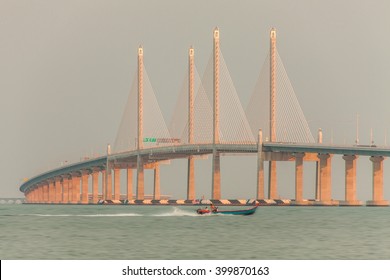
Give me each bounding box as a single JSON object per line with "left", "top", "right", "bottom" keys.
{"left": 196, "top": 205, "right": 258, "bottom": 215}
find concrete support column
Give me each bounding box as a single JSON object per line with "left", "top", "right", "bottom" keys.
{"left": 212, "top": 150, "right": 221, "bottom": 200}
{"left": 268, "top": 161, "right": 277, "bottom": 199}
{"left": 27, "top": 190, "right": 32, "bottom": 203}
{"left": 106, "top": 168, "right": 112, "bottom": 200}
{"left": 92, "top": 170, "right": 99, "bottom": 204}
{"left": 257, "top": 129, "right": 264, "bottom": 200}
{"left": 30, "top": 190, "right": 34, "bottom": 203}
{"left": 127, "top": 168, "right": 133, "bottom": 200}
{"left": 294, "top": 153, "right": 305, "bottom": 205}
{"left": 34, "top": 189, "right": 39, "bottom": 203}
{"left": 43, "top": 183, "right": 49, "bottom": 203}
{"left": 315, "top": 129, "right": 323, "bottom": 200}
{"left": 154, "top": 164, "right": 160, "bottom": 200}
{"left": 187, "top": 156, "right": 195, "bottom": 200}
{"left": 71, "top": 175, "right": 80, "bottom": 204}
{"left": 31, "top": 189, "right": 36, "bottom": 203}
{"left": 30, "top": 190, "right": 35, "bottom": 203}
{"left": 31, "top": 190, "right": 35, "bottom": 203}
{"left": 62, "top": 176, "right": 69, "bottom": 204}
{"left": 39, "top": 184, "right": 45, "bottom": 203}
{"left": 137, "top": 155, "right": 144, "bottom": 200}
{"left": 48, "top": 180, "right": 55, "bottom": 203}
{"left": 101, "top": 170, "right": 106, "bottom": 200}
{"left": 316, "top": 153, "right": 336, "bottom": 205}
{"left": 367, "top": 156, "right": 389, "bottom": 206}
{"left": 68, "top": 176, "right": 73, "bottom": 203}
{"left": 35, "top": 189, "right": 40, "bottom": 203}
{"left": 81, "top": 170, "right": 89, "bottom": 204}
{"left": 55, "top": 177, "right": 62, "bottom": 203}
{"left": 340, "top": 155, "right": 362, "bottom": 206}
{"left": 114, "top": 168, "right": 121, "bottom": 200}
{"left": 38, "top": 185, "right": 44, "bottom": 203}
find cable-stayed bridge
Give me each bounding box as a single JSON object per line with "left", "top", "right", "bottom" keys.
{"left": 20, "top": 28, "right": 390, "bottom": 206}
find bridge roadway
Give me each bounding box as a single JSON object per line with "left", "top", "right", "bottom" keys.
{"left": 19, "top": 142, "right": 390, "bottom": 194}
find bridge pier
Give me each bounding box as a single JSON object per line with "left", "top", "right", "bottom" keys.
{"left": 36, "top": 187, "right": 40, "bottom": 203}
{"left": 137, "top": 155, "right": 144, "bottom": 200}
{"left": 62, "top": 176, "right": 69, "bottom": 204}
{"left": 212, "top": 150, "right": 221, "bottom": 200}
{"left": 187, "top": 156, "right": 195, "bottom": 200}
{"left": 315, "top": 153, "right": 338, "bottom": 206}
{"left": 268, "top": 161, "right": 277, "bottom": 199}
{"left": 315, "top": 129, "right": 323, "bottom": 201}
{"left": 114, "top": 168, "right": 121, "bottom": 201}
{"left": 48, "top": 179, "right": 55, "bottom": 203}
{"left": 292, "top": 152, "right": 309, "bottom": 205}
{"left": 41, "top": 185, "right": 45, "bottom": 203}
{"left": 35, "top": 188, "right": 40, "bottom": 203}
{"left": 55, "top": 177, "right": 62, "bottom": 203}
{"left": 126, "top": 168, "right": 133, "bottom": 200}
{"left": 67, "top": 175, "right": 73, "bottom": 203}
{"left": 101, "top": 170, "right": 106, "bottom": 201}
{"left": 71, "top": 174, "right": 80, "bottom": 204}
{"left": 92, "top": 169, "right": 99, "bottom": 204}
{"left": 367, "top": 156, "right": 389, "bottom": 206}
{"left": 257, "top": 130, "right": 264, "bottom": 200}
{"left": 80, "top": 170, "right": 89, "bottom": 204}
{"left": 106, "top": 168, "right": 112, "bottom": 200}
{"left": 30, "top": 190, "right": 34, "bottom": 203}
{"left": 27, "top": 189, "right": 33, "bottom": 203}
{"left": 37, "top": 185, "right": 43, "bottom": 203}
{"left": 43, "top": 182, "right": 49, "bottom": 203}
{"left": 154, "top": 164, "right": 160, "bottom": 200}
{"left": 36, "top": 188, "right": 40, "bottom": 203}
{"left": 32, "top": 189, "right": 36, "bottom": 203}
{"left": 340, "top": 155, "right": 363, "bottom": 206}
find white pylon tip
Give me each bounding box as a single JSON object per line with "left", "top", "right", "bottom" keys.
{"left": 138, "top": 45, "right": 143, "bottom": 55}
{"left": 214, "top": 27, "right": 219, "bottom": 38}
{"left": 270, "top": 28, "right": 276, "bottom": 38}
{"left": 189, "top": 46, "right": 194, "bottom": 56}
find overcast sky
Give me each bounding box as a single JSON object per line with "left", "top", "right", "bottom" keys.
{"left": 1, "top": 0, "right": 390, "bottom": 200}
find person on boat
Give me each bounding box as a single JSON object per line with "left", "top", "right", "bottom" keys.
{"left": 210, "top": 203, "right": 218, "bottom": 213}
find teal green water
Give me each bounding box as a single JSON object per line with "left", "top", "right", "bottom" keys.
{"left": 1, "top": 204, "right": 390, "bottom": 259}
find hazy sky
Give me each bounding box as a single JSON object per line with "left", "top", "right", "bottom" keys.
{"left": 1, "top": 0, "right": 390, "bottom": 200}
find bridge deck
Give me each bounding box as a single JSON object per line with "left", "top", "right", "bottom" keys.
{"left": 20, "top": 142, "right": 390, "bottom": 193}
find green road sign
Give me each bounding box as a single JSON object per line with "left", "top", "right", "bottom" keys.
{"left": 143, "top": 137, "right": 157, "bottom": 143}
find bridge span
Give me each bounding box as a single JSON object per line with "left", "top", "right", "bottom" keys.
{"left": 19, "top": 28, "right": 389, "bottom": 206}
{"left": 20, "top": 141, "right": 390, "bottom": 206}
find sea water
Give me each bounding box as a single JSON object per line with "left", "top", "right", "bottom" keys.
{"left": 1, "top": 204, "right": 390, "bottom": 259}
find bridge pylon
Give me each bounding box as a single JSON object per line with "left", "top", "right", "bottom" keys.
{"left": 137, "top": 46, "right": 145, "bottom": 200}
{"left": 187, "top": 47, "right": 195, "bottom": 200}
{"left": 268, "top": 28, "right": 277, "bottom": 199}
{"left": 212, "top": 27, "right": 221, "bottom": 200}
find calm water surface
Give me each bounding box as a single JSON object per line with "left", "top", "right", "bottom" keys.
{"left": 1, "top": 204, "right": 390, "bottom": 259}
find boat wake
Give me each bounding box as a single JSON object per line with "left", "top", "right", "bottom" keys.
{"left": 13, "top": 207, "right": 205, "bottom": 218}
{"left": 20, "top": 213, "right": 142, "bottom": 217}
{"left": 152, "top": 207, "right": 198, "bottom": 217}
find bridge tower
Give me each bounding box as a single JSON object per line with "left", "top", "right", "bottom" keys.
{"left": 268, "top": 28, "right": 278, "bottom": 199}
{"left": 212, "top": 27, "right": 221, "bottom": 199}
{"left": 187, "top": 47, "right": 195, "bottom": 200}
{"left": 137, "top": 46, "right": 145, "bottom": 199}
